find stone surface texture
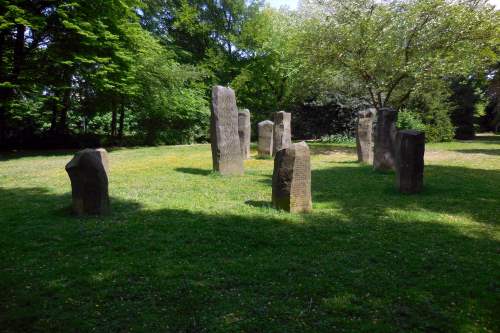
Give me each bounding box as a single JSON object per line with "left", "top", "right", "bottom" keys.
{"left": 273, "top": 111, "right": 292, "bottom": 156}
{"left": 210, "top": 85, "right": 244, "bottom": 175}
{"left": 396, "top": 130, "right": 425, "bottom": 194}
{"left": 373, "top": 107, "right": 398, "bottom": 171}
{"left": 238, "top": 109, "right": 251, "bottom": 159}
{"left": 272, "top": 141, "right": 312, "bottom": 213}
{"left": 65, "top": 148, "right": 110, "bottom": 215}
{"left": 356, "top": 108, "right": 376, "bottom": 164}
{"left": 258, "top": 120, "right": 273, "bottom": 157}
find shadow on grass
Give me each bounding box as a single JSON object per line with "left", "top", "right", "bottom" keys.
{"left": 312, "top": 163, "right": 500, "bottom": 226}
{"left": 0, "top": 161, "right": 499, "bottom": 332}
{"left": 244, "top": 200, "right": 272, "bottom": 208}
{"left": 0, "top": 149, "right": 78, "bottom": 161}
{"left": 308, "top": 144, "right": 356, "bottom": 156}
{"left": 453, "top": 149, "right": 500, "bottom": 156}
{"left": 0, "top": 146, "right": 151, "bottom": 162}
{"left": 174, "top": 167, "right": 213, "bottom": 176}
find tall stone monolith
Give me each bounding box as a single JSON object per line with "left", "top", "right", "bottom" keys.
{"left": 273, "top": 111, "right": 291, "bottom": 156}
{"left": 396, "top": 130, "right": 425, "bottom": 194}
{"left": 258, "top": 120, "right": 274, "bottom": 158}
{"left": 211, "top": 86, "right": 244, "bottom": 176}
{"left": 356, "top": 108, "right": 376, "bottom": 164}
{"left": 272, "top": 141, "right": 312, "bottom": 213}
{"left": 373, "top": 107, "right": 397, "bottom": 171}
{"left": 66, "top": 148, "right": 110, "bottom": 215}
{"left": 238, "top": 109, "right": 251, "bottom": 159}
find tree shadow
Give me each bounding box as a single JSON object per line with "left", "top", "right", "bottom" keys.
{"left": 174, "top": 167, "right": 213, "bottom": 176}
{"left": 308, "top": 144, "right": 356, "bottom": 156}
{"left": 244, "top": 200, "right": 272, "bottom": 208}
{"left": 0, "top": 149, "right": 78, "bottom": 161}
{"left": 0, "top": 185, "right": 498, "bottom": 332}
{"left": 467, "top": 134, "right": 500, "bottom": 143}
{"left": 453, "top": 149, "right": 500, "bottom": 156}
{"left": 312, "top": 163, "right": 500, "bottom": 226}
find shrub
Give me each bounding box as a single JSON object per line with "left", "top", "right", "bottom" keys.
{"left": 320, "top": 133, "right": 355, "bottom": 144}
{"left": 397, "top": 110, "right": 426, "bottom": 132}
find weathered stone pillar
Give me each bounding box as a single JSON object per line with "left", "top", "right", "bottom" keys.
{"left": 396, "top": 130, "right": 425, "bottom": 194}
{"left": 258, "top": 120, "right": 273, "bottom": 158}
{"left": 238, "top": 109, "right": 251, "bottom": 159}
{"left": 273, "top": 111, "right": 292, "bottom": 156}
{"left": 373, "top": 107, "right": 397, "bottom": 171}
{"left": 210, "top": 86, "right": 244, "bottom": 176}
{"left": 356, "top": 108, "right": 376, "bottom": 164}
{"left": 272, "top": 142, "right": 312, "bottom": 213}
{"left": 66, "top": 148, "right": 110, "bottom": 215}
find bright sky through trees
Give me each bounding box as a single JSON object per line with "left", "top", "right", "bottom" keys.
{"left": 267, "top": 0, "right": 500, "bottom": 10}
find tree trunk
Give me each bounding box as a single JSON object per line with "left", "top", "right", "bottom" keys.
{"left": 49, "top": 98, "right": 58, "bottom": 133}
{"left": 57, "top": 76, "right": 72, "bottom": 135}
{"left": 12, "top": 24, "right": 25, "bottom": 81}
{"left": 110, "top": 98, "right": 117, "bottom": 138}
{"left": 118, "top": 99, "right": 125, "bottom": 139}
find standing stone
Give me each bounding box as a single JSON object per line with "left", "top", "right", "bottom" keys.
{"left": 396, "top": 130, "right": 425, "bottom": 194}
{"left": 65, "top": 148, "right": 110, "bottom": 215}
{"left": 356, "top": 108, "right": 376, "bottom": 164}
{"left": 273, "top": 111, "right": 292, "bottom": 156}
{"left": 272, "top": 142, "right": 312, "bottom": 213}
{"left": 258, "top": 120, "right": 274, "bottom": 158}
{"left": 238, "top": 109, "right": 251, "bottom": 159}
{"left": 373, "top": 107, "right": 397, "bottom": 171}
{"left": 211, "top": 86, "right": 244, "bottom": 175}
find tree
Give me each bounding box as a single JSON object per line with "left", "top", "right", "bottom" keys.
{"left": 299, "top": 0, "right": 499, "bottom": 111}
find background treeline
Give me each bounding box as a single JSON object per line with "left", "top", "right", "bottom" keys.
{"left": 0, "top": 0, "right": 499, "bottom": 149}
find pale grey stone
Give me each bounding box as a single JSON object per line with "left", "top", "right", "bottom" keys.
{"left": 210, "top": 86, "right": 244, "bottom": 176}
{"left": 238, "top": 109, "right": 251, "bottom": 159}
{"left": 258, "top": 120, "right": 273, "bottom": 157}
{"left": 273, "top": 111, "right": 291, "bottom": 156}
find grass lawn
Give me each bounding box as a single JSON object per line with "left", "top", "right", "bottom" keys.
{"left": 0, "top": 135, "right": 499, "bottom": 332}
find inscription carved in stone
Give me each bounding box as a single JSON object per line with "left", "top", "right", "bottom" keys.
{"left": 272, "top": 142, "right": 312, "bottom": 213}
{"left": 356, "top": 108, "right": 376, "bottom": 164}
{"left": 258, "top": 120, "right": 273, "bottom": 157}
{"left": 211, "top": 86, "right": 244, "bottom": 176}
{"left": 238, "top": 109, "right": 251, "bottom": 159}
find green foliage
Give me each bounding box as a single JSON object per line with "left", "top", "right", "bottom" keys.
{"left": 424, "top": 110, "right": 456, "bottom": 143}
{"left": 320, "top": 133, "right": 356, "bottom": 144}
{"left": 397, "top": 110, "right": 426, "bottom": 132}
{"left": 1, "top": 0, "right": 498, "bottom": 148}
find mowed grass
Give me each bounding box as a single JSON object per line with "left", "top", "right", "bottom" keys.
{"left": 0, "top": 136, "right": 499, "bottom": 333}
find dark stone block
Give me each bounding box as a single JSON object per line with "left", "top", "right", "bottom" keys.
{"left": 374, "top": 108, "right": 397, "bottom": 171}
{"left": 65, "top": 148, "right": 109, "bottom": 215}
{"left": 396, "top": 130, "right": 425, "bottom": 194}
{"left": 272, "top": 142, "right": 312, "bottom": 213}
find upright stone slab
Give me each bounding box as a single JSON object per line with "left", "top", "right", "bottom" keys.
{"left": 396, "top": 130, "right": 425, "bottom": 194}
{"left": 273, "top": 111, "right": 292, "bottom": 156}
{"left": 373, "top": 107, "right": 397, "bottom": 171}
{"left": 258, "top": 120, "right": 274, "bottom": 157}
{"left": 238, "top": 109, "right": 251, "bottom": 159}
{"left": 65, "top": 148, "right": 110, "bottom": 215}
{"left": 272, "top": 142, "right": 312, "bottom": 213}
{"left": 211, "top": 86, "right": 244, "bottom": 175}
{"left": 356, "top": 108, "right": 376, "bottom": 164}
